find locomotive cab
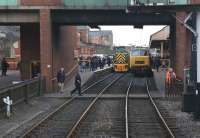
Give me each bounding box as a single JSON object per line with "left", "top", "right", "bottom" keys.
{"left": 113, "top": 47, "right": 129, "bottom": 72}
{"left": 130, "top": 47, "right": 152, "bottom": 76}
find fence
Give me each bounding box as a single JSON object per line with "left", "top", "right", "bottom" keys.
{"left": 0, "top": 77, "right": 45, "bottom": 112}
{"left": 165, "top": 79, "right": 183, "bottom": 96}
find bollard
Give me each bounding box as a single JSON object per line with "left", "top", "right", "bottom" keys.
{"left": 3, "top": 96, "right": 13, "bottom": 118}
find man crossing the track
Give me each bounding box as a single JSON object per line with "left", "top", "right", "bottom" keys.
{"left": 71, "top": 72, "right": 82, "bottom": 96}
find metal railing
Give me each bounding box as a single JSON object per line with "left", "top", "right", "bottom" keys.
{"left": 165, "top": 79, "right": 183, "bottom": 96}
{"left": 0, "top": 77, "right": 44, "bottom": 112}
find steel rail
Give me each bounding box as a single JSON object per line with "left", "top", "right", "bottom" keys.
{"left": 125, "top": 80, "right": 133, "bottom": 138}
{"left": 145, "top": 80, "right": 175, "bottom": 138}
{"left": 66, "top": 74, "right": 124, "bottom": 138}
{"left": 21, "top": 73, "right": 115, "bottom": 138}
{"left": 80, "top": 73, "right": 114, "bottom": 94}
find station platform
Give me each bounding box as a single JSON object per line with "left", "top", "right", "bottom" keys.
{"left": 152, "top": 69, "right": 166, "bottom": 97}
{"left": 44, "top": 71, "right": 94, "bottom": 98}
{"left": 0, "top": 66, "right": 112, "bottom": 138}
{"left": 44, "top": 65, "right": 112, "bottom": 98}
{"left": 62, "top": 94, "right": 164, "bottom": 99}
{"left": 0, "top": 70, "right": 21, "bottom": 89}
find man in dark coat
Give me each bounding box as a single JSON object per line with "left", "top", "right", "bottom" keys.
{"left": 1, "top": 58, "right": 9, "bottom": 76}
{"left": 155, "top": 56, "right": 160, "bottom": 72}
{"left": 107, "top": 57, "right": 111, "bottom": 67}
{"left": 57, "top": 68, "right": 65, "bottom": 93}
{"left": 71, "top": 72, "right": 82, "bottom": 96}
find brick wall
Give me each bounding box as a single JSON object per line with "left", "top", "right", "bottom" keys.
{"left": 20, "top": 0, "right": 61, "bottom": 6}
{"left": 175, "top": 12, "right": 192, "bottom": 80}
{"left": 20, "top": 24, "right": 40, "bottom": 80}
{"left": 40, "top": 9, "right": 53, "bottom": 92}
{"left": 77, "top": 32, "right": 80, "bottom": 48}
{"left": 52, "top": 25, "right": 78, "bottom": 78}
{"left": 190, "top": 0, "right": 200, "bottom": 4}
{"left": 14, "top": 46, "right": 21, "bottom": 61}
{"left": 79, "top": 29, "right": 89, "bottom": 43}
{"left": 52, "top": 25, "right": 78, "bottom": 91}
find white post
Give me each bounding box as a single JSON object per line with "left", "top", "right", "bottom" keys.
{"left": 161, "top": 42, "right": 164, "bottom": 59}
{"left": 3, "top": 96, "right": 13, "bottom": 118}
{"left": 197, "top": 12, "right": 200, "bottom": 94}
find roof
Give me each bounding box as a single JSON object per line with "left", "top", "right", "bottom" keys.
{"left": 150, "top": 26, "right": 170, "bottom": 43}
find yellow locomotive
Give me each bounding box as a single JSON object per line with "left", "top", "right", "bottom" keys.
{"left": 130, "top": 47, "right": 152, "bottom": 76}
{"left": 113, "top": 47, "right": 129, "bottom": 72}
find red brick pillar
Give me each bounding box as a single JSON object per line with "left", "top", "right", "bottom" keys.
{"left": 175, "top": 12, "right": 192, "bottom": 80}
{"left": 20, "top": 24, "right": 40, "bottom": 80}
{"left": 40, "top": 9, "right": 53, "bottom": 92}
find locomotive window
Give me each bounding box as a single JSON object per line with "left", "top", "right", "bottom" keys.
{"left": 131, "top": 50, "right": 140, "bottom": 56}
{"left": 131, "top": 49, "right": 148, "bottom": 56}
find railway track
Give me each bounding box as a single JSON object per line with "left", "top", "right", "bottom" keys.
{"left": 67, "top": 73, "right": 131, "bottom": 138}
{"left": 127, "top": 79, "right": 177, "bottom": 138}
{"left": 19, "top": 73, "right": 122, "bottom": 138}
{"left": 67, "top": 76, "right": 178, "bottom": 138}
{"left": 146, "top": 80, "right": 184, "bottom": 138}
{"left": 17, "top": 73, "right": 182, "bottom": 138}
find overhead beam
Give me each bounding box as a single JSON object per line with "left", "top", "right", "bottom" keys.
{"left": 52, "top": 10, "right": 174, "bottom": 25}
{"left": 0, "top": 10, "right": 39, "bottom": 24}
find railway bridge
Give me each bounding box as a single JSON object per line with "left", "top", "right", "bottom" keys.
{"left": 1, "top": 0, "right": 200, "bottom": 92}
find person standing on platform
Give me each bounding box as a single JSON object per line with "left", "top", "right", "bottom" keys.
{"left": 155, "top": 56, "right": 160, "bottom": 72}
{"left": 107, "top": 57, "right": 111, "bottom": 67}
{"left": 1, "top": 57, "right": 9, "bottom": 77}
{"left": 71, "top": 72, "right": 82, "bottom": 96}
{"left": 57, "top": 67, "right": 65, "bottom": 93}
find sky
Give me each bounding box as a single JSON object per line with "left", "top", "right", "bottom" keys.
{"left": 99, "top": 25, "right": 166, "bottom": 47}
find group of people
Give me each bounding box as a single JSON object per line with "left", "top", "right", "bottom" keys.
{"left": 1, "top": 57, "right": 9, "bottom": 77}
{"left": 165, "top": 68, "right": 177, "bottom": 96}
{"left": 79, "top": 56, "right": 112, "bottom": 72}
{"left": 56, "top": 56, "right": 112, "bottom": 95}
{"left": 57, "top": 68, "right": 82, "bottom": 96}
{"left": 56, "top": 66, "right": 177, "bottom": 96}
{"left": 150, "top": 56, "right": 161, "bottom": 72}
{"left": 150, "top": 55, "right": 178, "bottom": 96}
{"left": 150, "top": 55, "right": 170, "bottom": 72}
